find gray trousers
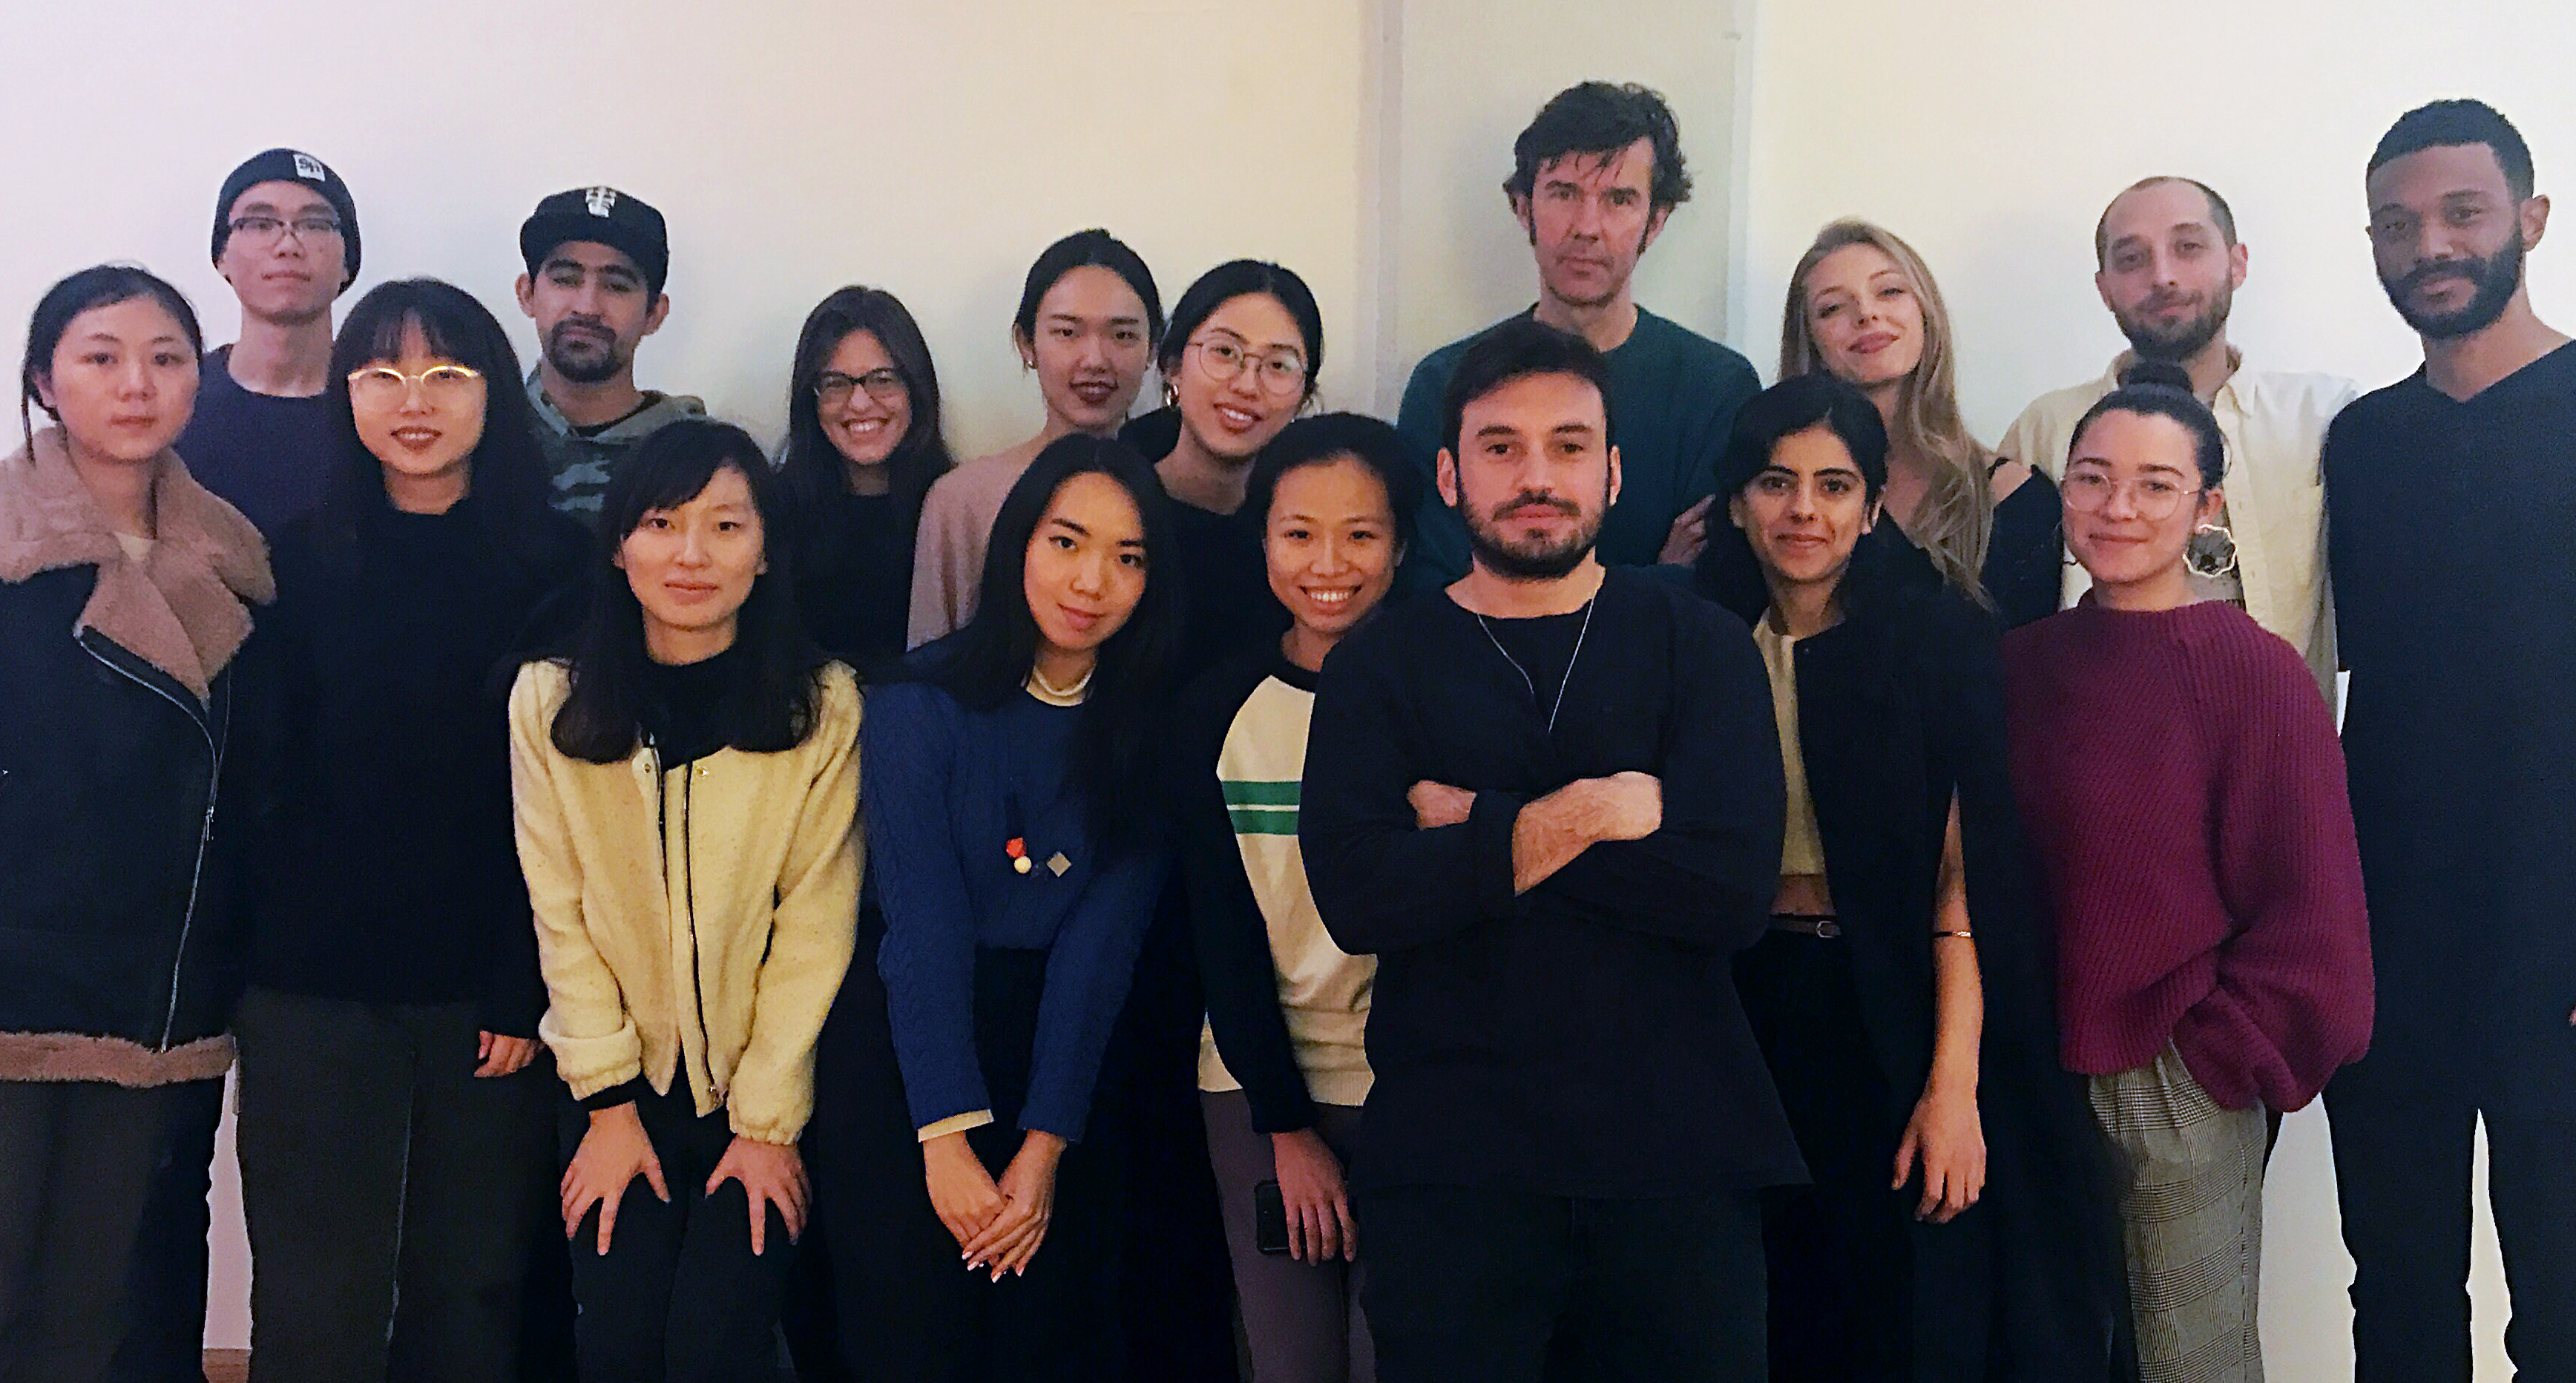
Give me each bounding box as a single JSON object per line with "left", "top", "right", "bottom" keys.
{"left": 2089, "top": 1045, "right": 2270, "bottom": 1383}
{"left": 1202, "top": 1090, "right": 1373, "bottom": 1383}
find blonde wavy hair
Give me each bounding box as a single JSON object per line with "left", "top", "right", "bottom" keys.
{"left": 1780, "top": 219, "right": 1996, "bottom": 605}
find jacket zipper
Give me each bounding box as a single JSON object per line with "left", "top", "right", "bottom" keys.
{"left": 81, "top": 634, "right": 220, "bottom": 1050}
{"left": 652, "top": 750, "right": 717, "bottom": 1100}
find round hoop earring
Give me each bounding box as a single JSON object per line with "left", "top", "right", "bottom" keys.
{"left": 2187, "top": 522, "right": 2240, "bottom": 580}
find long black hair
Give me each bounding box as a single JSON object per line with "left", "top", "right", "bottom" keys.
{"left": 21, "top": 264, "right": 204, "bottom": 454}
{"left": 778, "top": 285, "right": 956, "bottom": 530}
{"left": 313, "top": 278, "right": 559, "bottom": 579}
{"left": 899, "top": 433, "right": 1183, "bottom": 850}
{"left": 549, "top": 418, "right": 827, "bottom": 763}
{"left": 1698, "top": 372, "right": 1901, "bottom": 626}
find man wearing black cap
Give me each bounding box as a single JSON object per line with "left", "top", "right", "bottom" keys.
{"left": 174, "top": 147, "right": 361, "bottom": 539}
{"left": 516, "top": 186, "right": 704, "bottom": 524}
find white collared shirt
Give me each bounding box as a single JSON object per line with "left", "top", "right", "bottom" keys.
{"left": 2002, "top": 353, "right": 2356, "bottom": 703}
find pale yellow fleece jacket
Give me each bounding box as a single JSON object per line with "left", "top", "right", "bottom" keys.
{"left": 507, "top": 660, "right": 861, "bottom": 1145}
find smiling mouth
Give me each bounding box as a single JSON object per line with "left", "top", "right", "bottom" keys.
{"left": 391, "top": 427, "right": 442, "bottom": 449}
{"left": 1303, "top": 587, "right": 1358, "bottom": 608}
{"left": 1070, "top": 381, "right": 1117, "bottom": 404}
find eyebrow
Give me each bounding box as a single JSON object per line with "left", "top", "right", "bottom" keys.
{"left": 1045, "top": 312, "right": 1145, "bottom": 327}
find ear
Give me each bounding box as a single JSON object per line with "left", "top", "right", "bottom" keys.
{"left": 2524, "top": 193, "right": 2552, "bottom": 251}
{"left": 2199, "top": 483, "right": 2227, "bottom": 524}
{"left": 1509, "top": 192, "right": 1535, "bottom": 245}
{"left": 641, "top": 292, "right": 671, "bottom": 338}
{"left": 1862, "top": 494, "right": 1885, "bottom": 533}
{"left": 1725, "top": 491, "right": 1752, "bottom": 532}
{"left": 1605, "top": 444, "right": 1623, "bottom": 510}
{"left": 1638, "top": 204, "right": 1673, "bottom": 256}
{"left": 513, "top": 273, "right": 538, "bottom": 318}
{"left": 609, "top": 545, "right": 627, "bottom": 571}
{"left": 1012, "top": 326, "right": 1036, "bottom": 371}
{"left": 30, "top": 369, "right": 56, "bottom": 415}
{"left": 2092, "top": 266, "right": 2119, "bottom": 316}
{"left": 1435, "top": 448, "right": 1461, "bottom": 510}
{"left": 2226, "top": 239, "right": 2250, "bottom": 292}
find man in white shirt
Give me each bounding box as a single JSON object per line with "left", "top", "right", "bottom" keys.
{"left": 2001, "top": 177, "right": 2353, "bottom": 703}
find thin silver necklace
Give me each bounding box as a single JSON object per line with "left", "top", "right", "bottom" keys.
{"left": 1476, "top": 596, "right": 1597, "bottom": 736}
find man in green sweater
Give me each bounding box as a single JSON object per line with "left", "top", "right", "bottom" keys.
{"left": 1394, "top": 81, "right": 1760, "bottom": 594}
{"left": 516, "top": 185, "right": 706, "bottom": 526}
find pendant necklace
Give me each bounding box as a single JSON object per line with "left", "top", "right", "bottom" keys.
{"left": 1475, "top": 596, "right": 1597, "bottom": 736}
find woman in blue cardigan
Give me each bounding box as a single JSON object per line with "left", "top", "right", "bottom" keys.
{"left": 815, "top": 433, "right": 1183, "bottom": 1381}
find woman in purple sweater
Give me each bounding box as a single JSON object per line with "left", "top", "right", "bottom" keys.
{"left": 2002, "top": 367, "right": 2373, "bottom": 1383}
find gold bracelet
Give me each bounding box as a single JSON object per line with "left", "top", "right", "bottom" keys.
{"left": 1933, "top": 929, "right": 1975, "bottom": 940}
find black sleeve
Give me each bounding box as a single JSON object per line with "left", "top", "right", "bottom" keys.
{"left": 1174, "top": 660, "right": 1319, "bottom": 1136}
{"left": 1301, "top": 625, "right": 1527, "bottom": 956}
{"left": 1988, "top": 472, "right": 2065, "bottom": 629}
{"left": 1920, "top": 594, "right": 2060, "bottom": 1088}
{"left": 1528, "top": 594, "right": 1784, "bottom": 951}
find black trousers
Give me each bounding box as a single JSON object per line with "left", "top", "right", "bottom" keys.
{"left": 1360, "top": 1183, "right": 1767, "bottom": 1383}
{"left": 0, "top": 1077, "right": 191, "bottom": 1383}
{"left": 233, "top": 987, "right": 556, "bottom": 1383}
{"left": 1737, "top": 933, "right": 1925, "bottom": 1382}
{"left": 111, "top": 1075, "right": 223, "bottom": 1383}
{"left": 2327, "top": 1048, "right": 2576, "bottom": 1382}
{"left": 808, "top": 942, "right": 1121, "bottom": 1382}
{"left": 1100, "top": 888, "right": 1236, "bottom": 1382}
{"left": 566, "top": 1083, "right": 798, "bottom": 1383}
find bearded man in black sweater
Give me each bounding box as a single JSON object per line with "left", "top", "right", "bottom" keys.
{"left": 1301, "top": 318, "right": 1798, "bottom": 1382}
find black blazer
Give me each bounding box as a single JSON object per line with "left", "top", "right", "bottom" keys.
{"left": 1710, "top": 556, "right": 2123, "bottom": 1378}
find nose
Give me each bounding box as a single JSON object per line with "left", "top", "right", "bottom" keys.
{"left": 117, "top": 357, "right": 157, "bottom": 400}
{"left": 1068, "top": 548, "right": 1110, "bottom": 597}
{"left": 673, "top": 523, "right": 714, "bottom": 567}
{"left": 1312, "top": 533, "right": 1354, "bottom": 576}
{"left": 1077, "top": 329, "right": 1109, "bottom": 371}
{"left": 1786, "top": 479, "right": 1822, "bottom": 519}
{"left": 1567, "top": 191, "right": 1605, "bottom": 239}
{"left": 2099, "top": 479, "right": 2142, "bottom": 520}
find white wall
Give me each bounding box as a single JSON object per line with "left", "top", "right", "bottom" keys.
{"left": 1742, "top": 4, "right": 2574, "bottom": 1378}
{"left": 1384, "top": 0, "right": 1745, "bottom": 397}
{"left": 0, "top": 0, "right": 1376, "bottom": 461}
{"left": 1, "top": 1, "right": 2552, "bottom": 1373}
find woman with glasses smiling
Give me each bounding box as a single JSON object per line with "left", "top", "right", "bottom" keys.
{"left": 778, "top": 286, "right": 956, "bottom": 679}
{"left": 2004, "top": 364, "right": 2373, "bottom": 1383}
{"left": 231, "top": 277, "right": 585, "bottom": 1382}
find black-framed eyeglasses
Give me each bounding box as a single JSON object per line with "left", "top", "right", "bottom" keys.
{"left": 229, "top": 214, "right": 344, "bottom": 246}
{"left": 815, "top": 368, "right": 907, "bottom": 407}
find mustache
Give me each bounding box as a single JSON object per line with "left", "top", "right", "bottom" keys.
{"left": 2396, "top": 258, "right": 2485, "bottom": 295}
{"left": 1490, "top": 490, "right": 1580, "bottom": 520}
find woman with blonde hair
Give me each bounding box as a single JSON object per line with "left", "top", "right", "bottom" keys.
{"left": 1778, "top": 219, "right": 2061, "bottom": 626}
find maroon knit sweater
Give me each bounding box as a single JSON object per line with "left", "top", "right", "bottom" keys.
{"left": 2003, "top": 599, "right": 2373, "bottom": 1112}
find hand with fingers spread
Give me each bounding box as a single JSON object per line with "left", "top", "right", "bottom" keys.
{"left": 1659, "top": 495, "right": 1714, "bottom": 566}
{"left": 923, "top": 1130, "right": 1008, "bottom": 1252}
{"left": 1272, "top": 1129, "right": 1358, "bottom": 1264}
{"left": 562, "top": 1101, "right": 668, "bottom": 1252}
{"left": 710, "top": 1135, "right": 809, "bottom": 1256}
{"left": 475, "top": 1031, "right": 538, "bottom": 1078}
{"left": 959, "top": 1131, "right": 1065, "bottom": 1281}
{"left": 1893, "top": 1081, "right": 1985, "bottom": 1224}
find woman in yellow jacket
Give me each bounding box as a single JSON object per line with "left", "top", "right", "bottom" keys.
{"left": 507, "top": 418, "right": 859, "bottom": 1383}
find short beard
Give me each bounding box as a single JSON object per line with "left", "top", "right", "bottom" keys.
{"left": 2382, "top": 234, "right": 2525, "bottom": 340}
{"left": 1459, "top": 491, "right": 1604, "bottom": 581}
{"left": 544, "top": 324, "right": 628, "bottom": 384}
{"left": 2117, "top": 287, "right": 2230, "bottom": 363}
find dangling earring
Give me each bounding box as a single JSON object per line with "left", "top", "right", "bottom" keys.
{"left": 2187, "top": 522, "right": 2239, "bottom": 580}
{"left": 1163, "top": 381, "right": 1178, "bottom": 410}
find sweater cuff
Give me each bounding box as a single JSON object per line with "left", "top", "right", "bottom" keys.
{"left": 918, "top": 1109, "right": 995, "bottom": 1143}
{"left": 577, "top": 1076, "right": 652, "bottom": 1113}
{"left": 1465, "top": 789, "right": 1526, "bottom": 918}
